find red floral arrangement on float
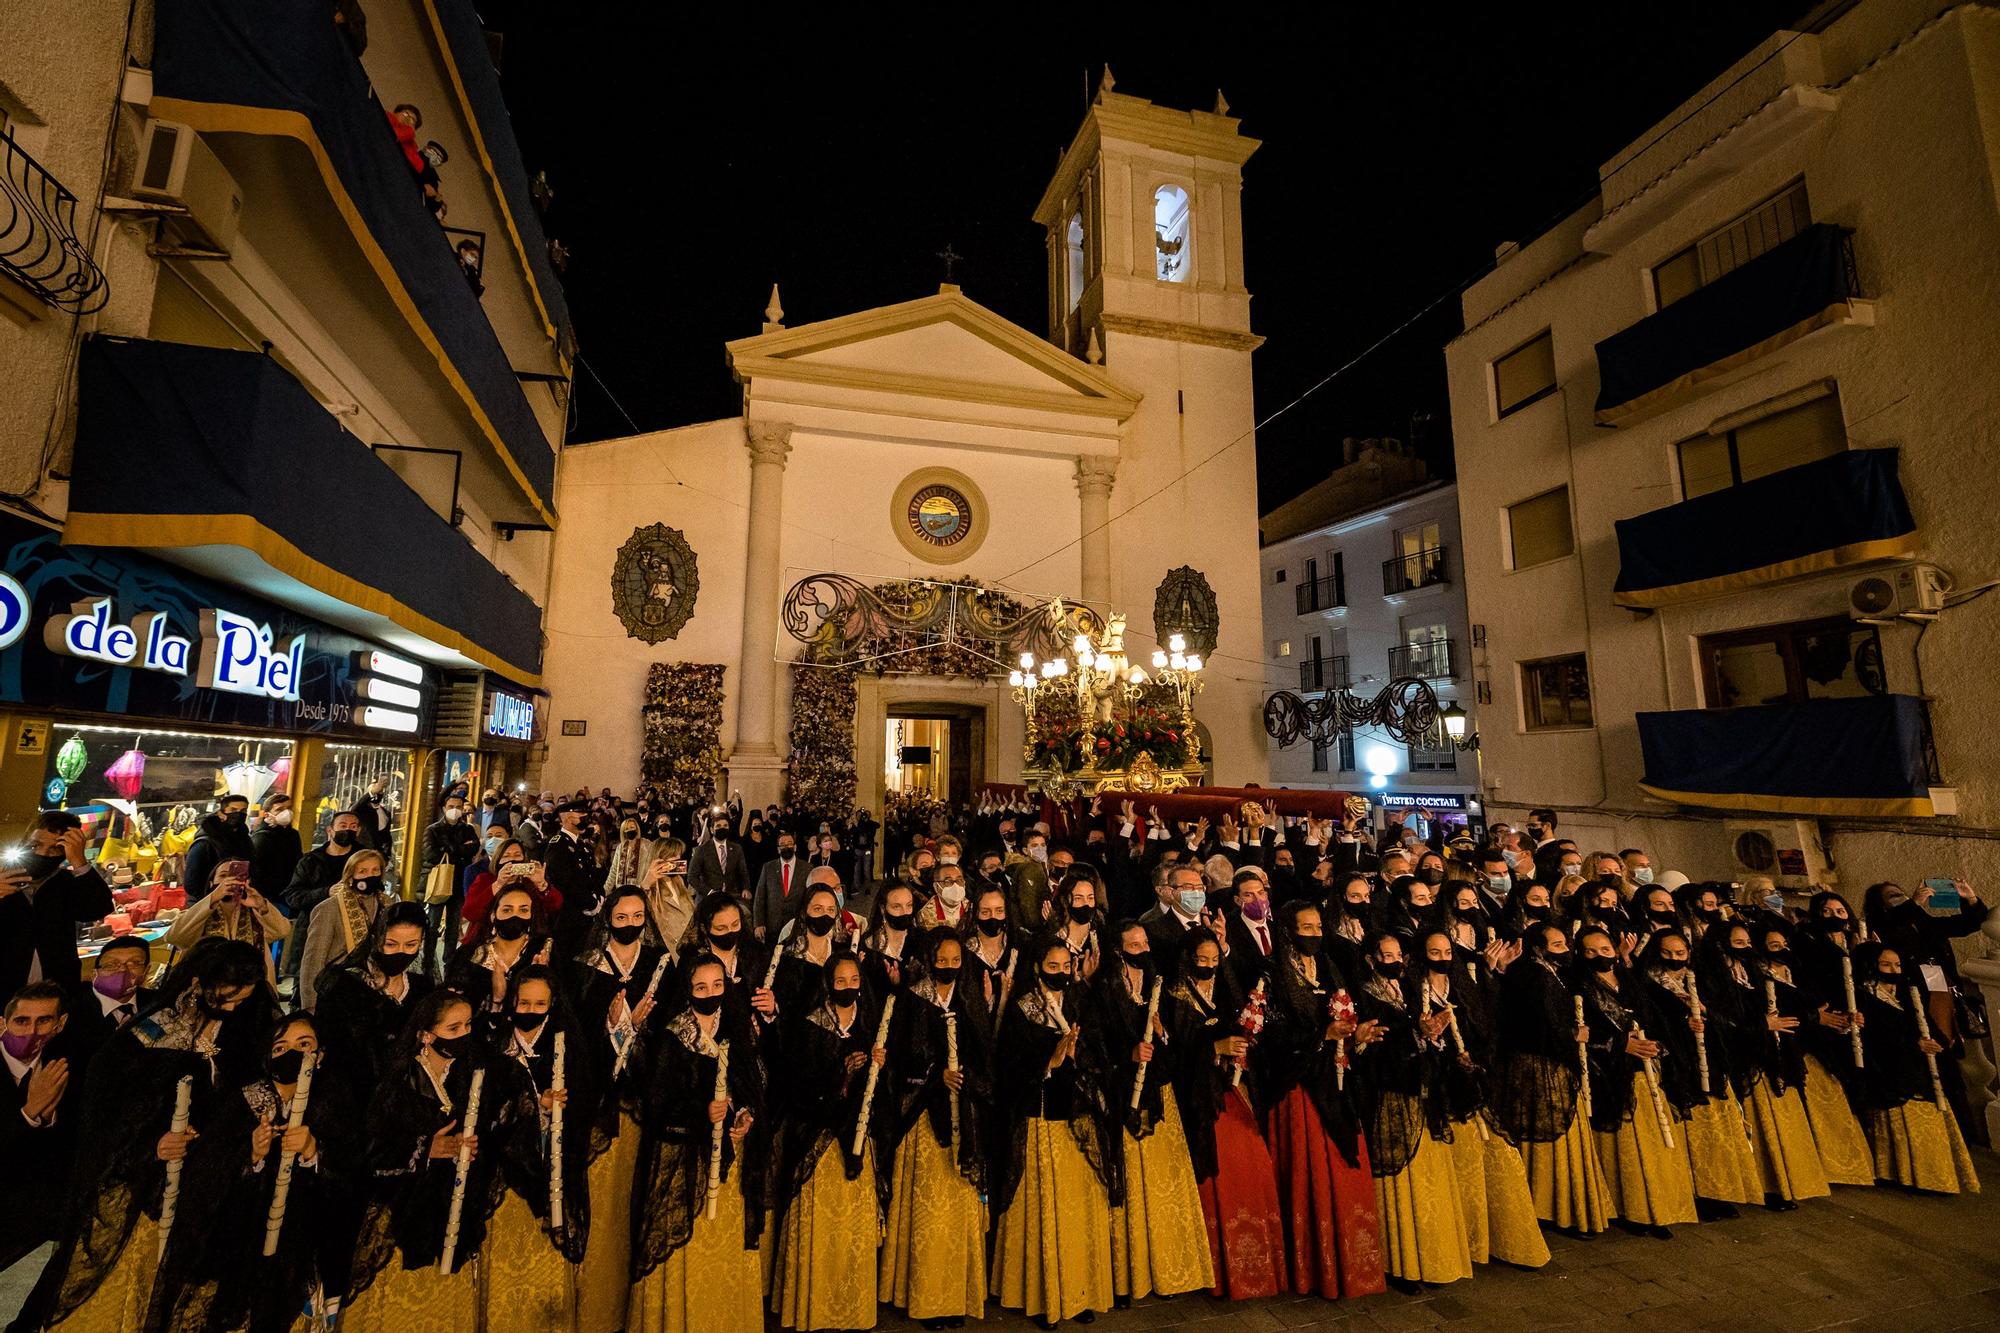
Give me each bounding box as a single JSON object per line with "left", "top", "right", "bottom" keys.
{"left": 1028, "top": 719, "right": 1089, "bottom": 772}
{"left": 1091, "top": 707, "right": 1191, "bottom": 770}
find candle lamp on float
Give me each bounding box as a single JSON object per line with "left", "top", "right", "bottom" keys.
{"left": 1011, "top": 615, "right": 1205, "bottom": 802}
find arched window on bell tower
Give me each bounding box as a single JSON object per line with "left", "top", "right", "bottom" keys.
{"left": 1154, "top": 184, "right": 1191, "bottom": 282}
{"left": 1066, "top": 212, "right": 1086, "bottom": 312}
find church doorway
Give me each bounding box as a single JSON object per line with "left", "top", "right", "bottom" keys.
{"left": 883, "top": 709, "right": 979, "bottom": 804}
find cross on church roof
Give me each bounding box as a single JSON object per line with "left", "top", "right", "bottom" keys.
{"left": 936, "top": 243, "right": 964, "bottom": 284}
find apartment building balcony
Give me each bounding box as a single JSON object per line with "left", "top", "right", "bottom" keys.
{"left": 1638, "top": 693, "right": 1939, "bottom": 818}
{"left": 1612, "top": 448, "right": 1916, "bottom": 609}
{"left": 1389, "top": 639, "right": 1456, "bottom": 681}
{"left": 150, "top": 0, "right": 558, "bottom": 527}
{"left": 1382, "top": 546, "right": 1449, "bottom": 600}
{"left": 1298, "top": 654, "right": 1349, "bottom": 694}
{"left": 1593, "top": 224, "right": 1871, "bottom": 428}
{"left": 65, "top": 336, "right": 544, "bottom": 681}
{"left": 1294, "top": 575, "right": 1346, "bottom": 617}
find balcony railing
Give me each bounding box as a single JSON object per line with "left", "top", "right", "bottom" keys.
{"left": 1294, "top": 575, "right": 1345, "bottom": 615}
{"left": 0, "top": 128, "right": 109, "bottom": 313}
{"left": 1383, "top": 547, "right": 1450, "bottom": 596}
{"left": 1390, "top": 640, "right": 1456, "bottom": 681}
{"left": 1298, "top": 655, "right": 1349, "bottom": 693}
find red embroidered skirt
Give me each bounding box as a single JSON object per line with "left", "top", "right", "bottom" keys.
{"left": 1265, "top": 1085, "right": 1386, "bottom": 1299}
{"left": 1196, "top": 1091, "right": 1286, "bottom": 1301}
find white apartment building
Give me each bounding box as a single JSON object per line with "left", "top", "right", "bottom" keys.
{"left": 1259, "top": 439, "right": 1478, "bottom": 826}
{"left": 1445, "top": 0, "right": 2000, "bottom": 896}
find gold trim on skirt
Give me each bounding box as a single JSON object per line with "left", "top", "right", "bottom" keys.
{"left": 343, "top": 1244, "right": 480, "bottom": 1333}
{"left": 1744, "top": 1078, "right": 1831, "bottom": 1202}
{"left": 1447, "top": 1116, "right": 1548, "bottom": 1268}
{"left": 1801, "top": 1056, "right": 1876, "bottom": 1187}
{"left": 881, "top": 1122, "right": 988, "bottom": 1320}
{"left": 1870, "top": 1099, "right": 1982, "bottom": 1195}
{"left": 772, "top": 1144, "right": 880, "bottom": 1331}
{"left": 1593, "top": 1076, "right": 1698, "bottom": 1227}
{"left": 48, "top": 1213, "right": 160, "bottom": 1333}
{"left": 1523, "top": 1108, "right": 1610, "bottom": 1233}
{"left": 990, "top": 1115, "right": 1114, "bottom": 1320}
{"left": 1684, "top": 1090, "right": 1762, "bottom": 1206}
{"left": 628, "top": 1169, "right": 764, "bottom": 1333}
{"left": 1375, "top": 1123, "right": 1473, "bottom": 1285}
{"left": 481, "top": 1188, "right": 578, "bottom": 1333}
{"left": 579, "top": 1114, "right": 642, "bottom": 1333}
{"left": 1109, "top": 1089, "right": 1215, "bottom": 1300}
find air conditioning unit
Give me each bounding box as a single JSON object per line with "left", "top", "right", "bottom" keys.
{"left": 130, "top": 119, "right": 243, "bottom": 253}
{"left": 1848, "top": 564, "right": 1946, "bottom": 622}
{"left": 1724, "top": 819, "right": 1833, "bottom": 889}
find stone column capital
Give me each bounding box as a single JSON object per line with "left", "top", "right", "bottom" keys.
{"left": 746, "top": 420, "right": 794, "bottom": 467}
{"left": 1073, "top": 454, "right": 1118, "bottom": 496}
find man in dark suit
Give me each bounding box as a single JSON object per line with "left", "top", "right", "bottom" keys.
{"left": 1222, "top": 867, "right": 1277, "bottom": 996}
{"left": 0, "top": 980, "right": 79, "bottom": 1268}
{"left": 1139, "top": 862, "right": 1213, "bottom": 960}
{"left": 64, "top": 936, "right": 154, "bottom": 1076}
{"left": 540, "top": 799, "right": 603, "bottom": 954}
{"left": 750, "top": 830, "right": 803, "bottom": 941}
{"left": 0, "top": 812, "right": 113, "bottom": 999}
{"left": 687, "top": 810, "right": 748, "bottom": 902}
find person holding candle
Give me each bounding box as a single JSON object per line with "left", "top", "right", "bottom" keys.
{"left": 880, "top": 932, "right": 992, "bottom": 1328}
{"left": 1709, "top": 921, "right": 1830, "bottom": 1209}
{"left": 1256, "top": 902, "right": 1387, "bottom": 1301}
{"left": 769, "top": 953, "right": 886, "bottom": 1331}
{"left": 1636, "top": 929, "right": 1760, "bottom": 1219}
{"left": 990, "top": 936, "right": 1120, "bottom": 1327}
{"left": 1755, "top": 923, "right": 1875, "bottom": 1190}
{"left": 964, "top": 885, "right": 1021, "bottom": 1023}
{"left": 342, "top": 989, "right": 535, "bottom": 1333}
{"left": 1491, "top": 923, "right": 1610, "bottom": 1237}
{"left": 1852, "top": 943, "right": 1980, "bottom": 1194}
{"left": 315, "top": 903, "right": 434, "bottom": 1097}
{"left": 628, "top": 956, "right": 764, "bottom": 1333}
{"left": 1090, "top": 922, "right": 1213, "bottom": 1305}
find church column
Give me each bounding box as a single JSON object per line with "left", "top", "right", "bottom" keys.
{"left": 729, "top": 420, "right": 793, "bottom": 809}
{"left": 1075, "top": 455, "right": 1118, "bottom": 611}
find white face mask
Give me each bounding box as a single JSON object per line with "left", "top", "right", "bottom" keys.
{"left": 269, "top": 809, "right": 293, "bottom": 827}
{"left": 939, "top": 854, "right": 959, "bottom": 866}
{"left": 1027, "top": 845, "right": 1047, "bottom": 864}
{"left": 939, "top": 881, "right": 966, "bottom": 907}
{"left": 444, "top": 807, "right": 464, "bottom": 822}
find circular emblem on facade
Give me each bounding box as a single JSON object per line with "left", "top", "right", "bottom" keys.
{"left": 890, "top": 468, "right": 989, "bottom": 565}
{"left": 1153, "top": 565, "right": 1219, "bottom": 657}
{"left": 612, "top": 523, "right": 701, "bottom": 644}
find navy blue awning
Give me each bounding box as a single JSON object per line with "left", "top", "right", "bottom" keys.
{"left": 66, "top": 337, "right": 543, "bottom": 682}
{"left": 1638, "top": 694, "right": 1936, "bottom": 818}
{"left": 1613, "top": 448, "right": 1917, "bottom": 608}
{"left": 151, "top": 0, "right": 556, "bottom": 518}
{"left": 1595, "top": 223, "right": 1861, "bottom": 426}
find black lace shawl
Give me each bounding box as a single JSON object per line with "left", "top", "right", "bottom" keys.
{"left": 989, "top": 985, "right": 1123, "bottom": 1216}
{"left": 1257, "top": 954, "right": 1363, "bottom": 1168}
{"left": 444, "top": 935, "right": 551, "bottom": 1013}
{"left": 769, "top": 1001, "right": 893, "bottom": 1230}
{"left": 630, "top": 1010, "right": 768, "bottom": 1280}
{"left": 346, "top": 1047, "right": 539, "bottom": 1291}
{"left": 314, "top": 965, "right": 434, "bottom": 1099}
{"left": 489, "top": 1018, "right": 597, "bottom": 1262}
{"left": 1640, "top": 970, "right": 1715, "bottom": 1110}
{"left": 1753, "top": 966, "right": 1812, "bottom": 1093}
{"left": 566, "top": 943, "right": 674, "bottom": 1158}
{"left": 1855, "top": 986, "right": 1937, "bottom": 1112}
{"left": 1161, "top": 974, "right": 1243, "bottom": 1182}
{"left": 1794, "top": 928, "right": 1860, "bottom": 1083}
{"left": 889, "top": 979, "right": 992, "bottom": 1193}
{"left": 1580, "top": 972, "right": 1659, "bottom": 1132}
{"left": 1421, "top": 958, "right": 1499, "bottom": 1133}
{"left": 1351, "top": 974, "right": 1432, "bottom": 1177}
{"left": 964, "top": 934, "right": 1019, "bottom": 1036}
{"left": 1088, "top": 964, "right": 1173, "bottom": 1140}
{"left": 1490, "top": 957, "right": 1581, "bottom": 1143}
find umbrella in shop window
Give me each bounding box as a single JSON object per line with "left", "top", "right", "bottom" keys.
{"left": 105, "top": 748, "right": 147, "bottom": 801}
{"left": 220, "top": 760, "right": 278, "bottom": 804}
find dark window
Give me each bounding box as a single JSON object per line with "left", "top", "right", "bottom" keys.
{"left": 1337, "top": 730, "right": 1356, "bottom": 773}
{"left": 1653, "top": 180, "right": 1810, "bottom": 309}
{"left": 1523, "top": 654, "right": 1593, "bottom": 730}
{"left": 1698, "top": 617, "right": 1884, "bottom": 709}
{"left": 1507, "top": 487, "right": 1573, "bottom": 568}
{"left": 1678, "top": 392, "right": 1845, "bottom": 500}
{"left": 1494, "top": 330, "right": 1556, "bottom": 417}
{"left": 1310, "top": 738, "right": 1329, "bottom": 773}
{"left": 1273, "top": 568, "right": 1286, "bottom": 584}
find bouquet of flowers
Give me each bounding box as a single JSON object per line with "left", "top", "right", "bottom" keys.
{"left": 1092, "top": 707, "right": 1190, "bottom": 770}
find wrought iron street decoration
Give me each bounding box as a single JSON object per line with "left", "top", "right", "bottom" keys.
{"left": 781, "top": 573, "right": 1098, "bottom": 676}
{"left": 612, "top": 523, "right": 700, "bottom": 644}
{"left": 0, "top": 128, "right": 110, "bottom": 314}
{"left": 1263, "top": 677, "right": 1445, "bottom": 751}
{"left": 1152, "top": 565, "right": 1219, "bottom": 658}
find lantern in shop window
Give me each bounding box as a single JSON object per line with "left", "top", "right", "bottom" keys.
{"left": 105, "top": 748, "right": 147, "bottom": 801}
{"left": 269, "top": 754, "right": 293, "bottom": 798}
{"left": 55, "top": 734, "right": 88, "bottom": 785}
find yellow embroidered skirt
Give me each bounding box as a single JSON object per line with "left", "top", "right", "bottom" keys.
{"left": 1447, "top": 1116, "right": 1547, "bottom": 1268}
{"left": 579, "top": 1113, "right": 642, "bottom": 1333}
{"left": 990, "top": 1115, "right": 1114, "bottom": 1320}
{"left": 343, "top": 1242, "right": 480, "bottom": 1333}
{"left": 1522, "top": 1107, "right": 1609, "bottom": 1233}
{"left": 1743, "top": 1077, "right": 1831, "bottom": 1202}
{"left": 48, "top": 1213, "right": 161, "bottom": 1333}
{"left": 1802, "top": 1056, "right": 1875, "bottom": 1187}
{"left": 1109, "top": 1089, "right": 1214, "bottom": 1300}
{"left": 771, "top": 1143, "right": 879, "bottom": 1331}
{"left": 1684, "top": 1090, "right": 1761, "bottom": 1206}
{"left": 881, "top": 1121, "right": 987, "bottom": 1320}
{"left": 482, "top": 1188, "right": 577, "bottom": 1333}
{"left": 1870, "top": 1098, "right": 1981, "bottom": 1195}
{"left": 1375, "top": 1122, "right": 1472, "bottom": 1285}
{"left": 628, "top": 1173, "right": 765, "bottom": 1333}
{"left": 1593, "top": 1077, "right": 1698, "bottom": 1227}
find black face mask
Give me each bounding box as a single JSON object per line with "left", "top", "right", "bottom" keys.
{"left": 1375, "top": 960, "right": 1404, "bottom": 980}
{"left": 1526, "top": 905, "right": 1553, "bottom": 922}
{"left": 830, "top": 986, "right": 860, "bottom": 1007}
{"left": 1585, "top": 954, "right": 1617, "bottom": 973}
{"left": 930, "top": 966, "right": 961, "bottom": 987}
{"left": 225, "top": 811, "right": 247, "bottom": 825}
{"left": 609, "top": 923, "right": 645, "bottom": 946}
{"left": 708, "top": 930, "right": 740, "bottom": 953}
{"left": 1726, "top": 944, "right": 1756, "bottom": 961}
{"left": 975, "top": 917, "right": 1006, "bottom": 937}
{"left": 19, "top": 851, "right": 64, "bottom": 880}
{"left": 510, "top": 1010, "right": 546, "bottom": 1031}
{"left": 1876, "top": 971, "right": 1903, "bottom": 984}
{"left": 1121, "top": 952, "right": 1150, "bottom": 975}
{"left": 1659, "top": 957, "right": 1689, "bottom": 972}
{"left": 329, "top": 831, "right": 356, "bottom": 848}
{"left": 269, "top": 1049, "right": 307, "bottom": 1083}
{"left": 690, "top": 991, "right": 725, "bottom": 1016}
{"left": 1292, "top": 934, "right": 1323, "bottom": 957}
{"left": 431, "top": 1033, "right": 471, "bottom": 1060}
{"left": 1418, "top": 868, "right": 1444, "bottom": 886}
{"left": 1067, "top": 902, "right": 1095, "bottom": 925}
{"left": 1700, "top": 907, "right": 1724, "bottom": 922}
{"left": 1815, "top": 917, "right": 1848, "bottom": 932}
{"left": 883, "top": 912, "right": 914, "bottom": 933}
{"left": 1039, "top": 970, "right": 1072, "bottom": 992}
{"left": 1190, "top": 964, "right": 1218, "bottom": 983}
{"left": 804, "top": 915, "right": 834, "bottom": 938}
{"left": 778, "top": 847, "right": 796, "bottom": 860}
{"left": 354, "top": 876, "right": 383, "bottom": 896}
{"left": 1765, "top": 949, "right": 1792, "bottom": 967}
{"left": 373, "top": 948, "right": 417, "bottom": 976}
{"left": 1425, "top": 956, "right": 1452, "bottom": 974}
{"left": 492, "top": 917, "right": 531, "bottom": 941}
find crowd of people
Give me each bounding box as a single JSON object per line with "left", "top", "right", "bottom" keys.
{"left": 0, "top": 791, "right": 1986, "bottom": 1332}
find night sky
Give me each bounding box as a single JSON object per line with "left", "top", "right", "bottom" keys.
{"left": 490, "top": 3, "right": 1815, "bottom": 516}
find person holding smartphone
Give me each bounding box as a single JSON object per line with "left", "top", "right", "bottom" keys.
{"left": 163, "top": 855, "right": 292, "bottom": 985}
{"left": 0, "top": 811, "right": 112, "bottom": 999}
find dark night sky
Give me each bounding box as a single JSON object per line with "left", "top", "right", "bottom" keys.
{"left": 489, "top": 4, "right": 1816, "bottom": 516}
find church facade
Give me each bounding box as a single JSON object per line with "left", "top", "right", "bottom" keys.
{"left": 539, "top": 81, "right": 1271, "bottom": 812}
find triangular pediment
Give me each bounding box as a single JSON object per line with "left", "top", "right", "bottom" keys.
{"left": 725, "top": 287, "right": 1140, "bottom": 420}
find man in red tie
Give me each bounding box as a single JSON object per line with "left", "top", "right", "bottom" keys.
{"left": 1224, "top": 867, "right": 1276, "bottom": 994}
{"left": 751, "top": 830, "right": 803, "bottom": 941}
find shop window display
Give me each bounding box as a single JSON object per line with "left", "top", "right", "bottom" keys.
{"left": 312, "top": 743, "right": 411, "bottom": 881}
